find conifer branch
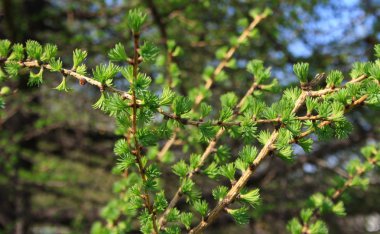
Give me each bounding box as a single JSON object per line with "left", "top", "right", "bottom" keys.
{"left": 158, "top": 111, "right": 331, "bottom": 127}
{"left": 188, "top": 75, "right": 374, "bottom": 233}
{"left": 156, "top": 12, "right": 268, "bottom": 162}
{"left": 12, "top": 59, "right": 291, "bottom": 131}
{"left": 158, "top": 79, "right": 259, "bottom": 228}
{"left": 291, "top": 93, "right": 369, "bottom": 143}
{"left": 15, "top": 60, "right": 137, "bottom": 102}
{"left": 188, "top": 91, "right": 307, "bottom": 233}
{"left": 130, "top": 32, "right": 159, "bottom": 234}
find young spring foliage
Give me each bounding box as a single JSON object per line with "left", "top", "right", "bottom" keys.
{"left": 0, "top": 7, "right": 379, "bottom": 234}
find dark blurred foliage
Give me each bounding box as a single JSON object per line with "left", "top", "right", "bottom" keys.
{"left": 0, "top": 0, "right": 379, "bottom": 233}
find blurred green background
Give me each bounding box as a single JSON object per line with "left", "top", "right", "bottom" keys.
{"left": 0, "top": 0, "right": 379, "bottom": 233}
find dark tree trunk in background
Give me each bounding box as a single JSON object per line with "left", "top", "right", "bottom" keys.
{"left": 1, "top": 1, "right": 50, "bottom": 232}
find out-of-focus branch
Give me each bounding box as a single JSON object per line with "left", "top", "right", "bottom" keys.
{"left": 156, "top": 13, "right": 268, "bottom": 162}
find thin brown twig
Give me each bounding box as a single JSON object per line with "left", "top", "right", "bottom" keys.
{"left": 16, "top": 60, "right": 136, "bottom": 102}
